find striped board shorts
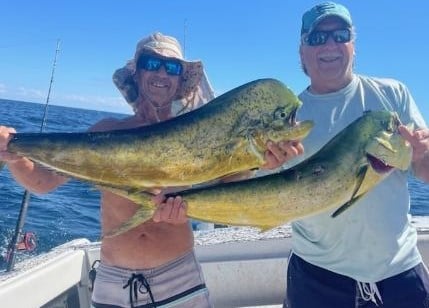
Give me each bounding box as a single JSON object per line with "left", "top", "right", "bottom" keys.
{"left": 91, "top": 249, "right": 212, "bottom": 308}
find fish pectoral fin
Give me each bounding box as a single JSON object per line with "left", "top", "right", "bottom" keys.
{"left": 331, "top": 164, "right": 368, "bottom": 218}
{"left": 331, "top": 195, "right": 364, "bottom": 218}
{"left": 103, "top": 206, "right": 155, "bottom": 238}
{"left": 247, "top": 134, "right": 265, "bottom": 164}
{"left": 213, "top": 169, "right": 258, "bottom": 183}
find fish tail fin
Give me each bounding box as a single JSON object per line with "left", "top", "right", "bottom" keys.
{"left": 101, "top": 188, "right": 155, "bottom": 238}
{"left": 103, "top": 205, "right": 155, "bottom": 238}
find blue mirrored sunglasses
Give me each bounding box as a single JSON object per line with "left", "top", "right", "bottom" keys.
{"left": 304, "top": 29, "right": 352, "bottom": 46}
{"left": 137, "top": 56, "right": 183, "bottom": 76}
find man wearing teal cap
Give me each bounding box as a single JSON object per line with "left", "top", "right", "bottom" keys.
{"left": 283, "top": 2, "right": 429, "bottom": 307}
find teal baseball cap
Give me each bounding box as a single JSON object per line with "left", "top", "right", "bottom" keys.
{"left": 301, "top": 2, "right": 352, "bottom": 34}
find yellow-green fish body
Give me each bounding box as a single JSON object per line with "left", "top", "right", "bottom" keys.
{"left": 6, "top": 79, "right": 313, "bottom": 190}
{"left": 110, "top": 110, "right": 411, "bottom": 236}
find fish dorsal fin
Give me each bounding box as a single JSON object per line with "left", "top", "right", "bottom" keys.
{"left": 331, "top": 164, "right": 368, "bottom": 218}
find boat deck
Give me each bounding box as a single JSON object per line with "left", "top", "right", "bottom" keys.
{"left": 2, "top": 218, "right": 429, "bottom": 307}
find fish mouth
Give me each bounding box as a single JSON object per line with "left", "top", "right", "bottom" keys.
{"left": 287, "top": 108, "right": 298, "bottom": 126}
{"left": 366, "top": 153, "right": 394, "bottom": 174}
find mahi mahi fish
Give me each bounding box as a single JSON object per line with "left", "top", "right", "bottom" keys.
{"left": 108, "top": 110, "right": 412, "bottom": 236}
{"left": 4, "top": 79, "right": 313, "bottom": 190}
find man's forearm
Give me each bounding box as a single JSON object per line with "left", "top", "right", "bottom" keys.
{"left": 7, "top": 157, "right": 68, "bottom": 193}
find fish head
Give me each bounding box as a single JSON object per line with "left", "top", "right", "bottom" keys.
{"left": 265, "top": 107, "right": 314, "bottom": 141}
{"left": 237, "top": 80, "right": 314, "bottom": 151}
{"left": 365, "top": 112, "right": 412, "bottom": 173}
{"left": 247, "top": 106, "right": 313, "bottom": 152}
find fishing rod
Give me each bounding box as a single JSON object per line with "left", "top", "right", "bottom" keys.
{"left": 5, "top": 39, "right": 61, "bottom": 272}
{"left": 183, "top": 18, "right": 187, "bottom": 58}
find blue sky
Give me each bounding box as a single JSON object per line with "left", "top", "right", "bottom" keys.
{"left": 1, "top": 0, "right": 428, "bottom": 121}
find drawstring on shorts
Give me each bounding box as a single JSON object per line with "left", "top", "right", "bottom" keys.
{"left": 123, "top": 273, "right": 156, "bottom": 308}
{"left": 357, "top": 281, "right": 383, "bottom": 306}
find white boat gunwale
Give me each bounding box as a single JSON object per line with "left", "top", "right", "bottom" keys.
{"left": 2, "top": 222, "right": 429, "bottom": 308}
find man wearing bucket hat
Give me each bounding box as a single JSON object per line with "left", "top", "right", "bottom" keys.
{"left": 112, "top": 32, "right": 214, "bottom": 123}
{"left": 283, "top": 2, "right": 429, "bottom": 307}
{"left": 90, "top": 32, "right": 216, "bottom": 307}
{"left": 0, "top": 32, "right": 303, "bottom": 307}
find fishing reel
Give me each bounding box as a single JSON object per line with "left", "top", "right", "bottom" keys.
{"left": 3, "top": 231, "right": 37, "bottom": 263}
{"left": 15, "top": 231, "right": 37, "bottom": 252}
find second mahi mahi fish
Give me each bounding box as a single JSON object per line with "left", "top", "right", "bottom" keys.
{"left": 109, "top": 110, "right": 412, "bottom": 236}
{"left": 6, "top": 79, "right": 313, "bottom": 190}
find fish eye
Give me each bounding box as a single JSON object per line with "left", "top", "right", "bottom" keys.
{"left": 378, "top": 118, "right": 394, "bottom": 133}
{"left": 385, "top": 121, "right": 395, "bottom": 133}
{"left": 274, "top": 108, "right": 288, "bottom": 120}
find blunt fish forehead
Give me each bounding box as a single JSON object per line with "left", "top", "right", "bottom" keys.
{"left": 365, "top": 111, "right": 412, "bottom": 171}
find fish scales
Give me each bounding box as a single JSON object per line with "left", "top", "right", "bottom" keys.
{"left": 6, "top": 79, "right": 313, "bottom": 190}
{"left": 107, "top": 110, "right": 412, "bottom": 236}
{"left": 180, "top": 110, "right": 412, "bottom": 229}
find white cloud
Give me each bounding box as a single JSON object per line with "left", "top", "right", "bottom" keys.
{"left": 56, "top": 93, "right": 132, "bottom": 114}
{"left": 0, "top": 84, "right": 48, "bottom": 104}
{"left": 16, "top": 86, "right": 46, "bottom": 99}
{"left": 0, "top": 83, "right": 132, "bottom": 114}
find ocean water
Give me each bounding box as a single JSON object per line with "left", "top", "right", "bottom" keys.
{"left": 0, "top": 99, "right": 124, "bottom": 267}
{"left": 0, "top": 99, "right": 429, "bottom": 268}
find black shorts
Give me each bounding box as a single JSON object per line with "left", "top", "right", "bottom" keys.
{"left": 284, "top": 253, "right": 429, "bottom": 308}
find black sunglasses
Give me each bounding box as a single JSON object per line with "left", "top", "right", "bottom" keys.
{"left": 303, "top": 29, "right": 352, "bottom": 46}
{"left": 137, "top": 55, "right": 183, "bottom": 76}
